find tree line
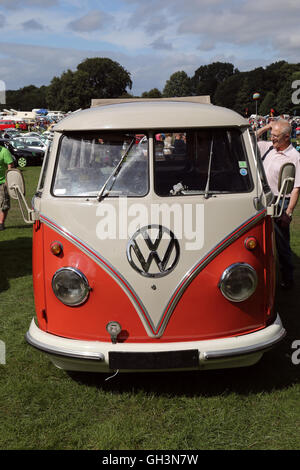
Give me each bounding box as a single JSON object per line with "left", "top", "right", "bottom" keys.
{"left": 3, "top": 58, "right": 300, "bottom": 116}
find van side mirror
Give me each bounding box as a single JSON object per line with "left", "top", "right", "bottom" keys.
{"left": 6, "top": 169, "right": 37, "bottom": 224}
{"left": 267, "top": 163, "right": 295, "bottom": 217}
{"left": 278, "top": 163, "right": 295, "bottom": 194}
{"left": 6, "top": 168, "right": 25, "bottom": 199}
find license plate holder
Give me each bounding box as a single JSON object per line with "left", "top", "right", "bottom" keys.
{"left": 109, "top": 349, "right": 199, "bottom": 370}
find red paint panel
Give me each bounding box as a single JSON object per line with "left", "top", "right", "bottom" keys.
{"left": 32, "top": 221, "right": 47, "bottom": 331}
{"left": 41, "top": 223, "right": 146, "bottom": 342}
{"left": 163, "top": 218, "right": 273, "bottom": 340}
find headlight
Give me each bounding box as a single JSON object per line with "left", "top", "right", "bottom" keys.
{"left": 219, "top": 263, "right": 257, "bottom": 302}
{"left": 52, "top": 267, "right": 90, "bottom": 306}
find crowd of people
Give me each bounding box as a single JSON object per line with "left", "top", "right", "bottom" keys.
{"left": 14, "top": 117, "right": 59, "bottom": 133}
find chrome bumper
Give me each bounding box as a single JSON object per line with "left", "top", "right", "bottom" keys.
{"left": 25, "top": 315, "right": 286, "bottom": 372}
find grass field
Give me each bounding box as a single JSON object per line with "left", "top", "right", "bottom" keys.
{"left": 0, "top": 166, "right": 300, "bottom": 451}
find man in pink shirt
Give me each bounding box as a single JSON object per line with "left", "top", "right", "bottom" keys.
{"left": 257, "top": 119, "right": 300, "bottom": 289}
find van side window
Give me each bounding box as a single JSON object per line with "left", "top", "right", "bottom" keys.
{"left": 52, "top": 132, "right": 149, "bottom": 197}
{"left": 154, "top": 129, "right": 253, "bottom": 196}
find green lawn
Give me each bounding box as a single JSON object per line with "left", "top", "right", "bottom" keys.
{"left": 0, "top": 166, "right": 300, "bottom": 450}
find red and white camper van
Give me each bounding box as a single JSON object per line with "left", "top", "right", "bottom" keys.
{"left": 7, "top": 97, "right": 294, "bottom": 373}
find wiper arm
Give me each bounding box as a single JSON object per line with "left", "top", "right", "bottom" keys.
{"left": 204, "top": 138, "right": 214, "bottom": 199}
{"left": 97, "top": 138, "right": 135, "bottom": 201}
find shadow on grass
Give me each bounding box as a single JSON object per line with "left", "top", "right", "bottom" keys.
{"left": 0, "top": 237, "right": 32, "bottom": 293}
{"left": 69, "top": 252, "right": 300, "bottom": 397}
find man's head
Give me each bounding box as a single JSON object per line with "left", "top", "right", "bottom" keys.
{"left": 271, "top": 120, "right": 291, "bottom": 151}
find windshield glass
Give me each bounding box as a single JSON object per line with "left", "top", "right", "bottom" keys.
{"left": 11, "top": 140, "right": 25, "bottom": 149}
{"left": 52, "top": 132, "right": 149, "bottom": 197}
{"left": 154, "top": 129, "right": 253, "bottom": 196}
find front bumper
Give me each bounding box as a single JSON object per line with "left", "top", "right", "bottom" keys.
{"left": 25, "top": 315, "right": 286, "bottom": 372}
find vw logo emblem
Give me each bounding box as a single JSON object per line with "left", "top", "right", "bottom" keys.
{"left": 126, "top": 225, "right": 180, "bottom": 278}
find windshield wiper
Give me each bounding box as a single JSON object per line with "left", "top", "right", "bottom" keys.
{"left": 97, "top": 138, "right": 135, "bottom": 201}
{"left": 204, "top": 138, "right": 214, "bottom": 199}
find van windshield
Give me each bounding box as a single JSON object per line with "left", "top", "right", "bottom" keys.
{"left": 52, "top": 129, "right": 252, "bottom": 197}
{"left": 154, "top": 129, "right": 253, "bottom": 196}
{"left": 52, "top": 132, "right": 149, "bottom": 197}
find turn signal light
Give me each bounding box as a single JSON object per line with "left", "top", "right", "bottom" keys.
{"left": 244, "top": 237, "right": 257, "bottom": 251}
{"left": 50, "top": 241, "right": 63, "bottom": 256}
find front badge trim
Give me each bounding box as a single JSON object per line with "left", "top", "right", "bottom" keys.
{"left": 126, "top": 224, "right": 180, "bottom": 278}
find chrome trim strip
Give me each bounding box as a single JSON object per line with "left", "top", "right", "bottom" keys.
{"left": 25, "top": 331, "right": 105, "bottom": 361}
{"left": 203, "top": 328, "right": 286, "bottom": 360}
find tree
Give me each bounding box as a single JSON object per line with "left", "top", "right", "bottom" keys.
{"left": 77, "top": 58, "right": 132, "bottom": 101}
{"left": 290, "top": 71, "right": 300, "bottom": 115}
{"left": 5, "top": 85, "right": 48, "bottom": 111}
{"left": 191, "top": 62, "right": 238, "bottom": 101}
{"left": 46, "top": 57, "right": 132, "bottom": 111}
{"left": 163, "top": 71, "right": 193, "bottom": 97}
{"left": 141, "top": 88, "right": 162, "bottom": 98}
{"left": 46, "top": 70, "right": 86, "bottom": 111}
{"left": 259, "top": 91, "right": 276, "bottom": 116}
{"left": 234, "top": 77, "right": 252, "bottom": 115}
{"left": 276, "top": 70, "right": 300, "bottom": 114}
{"left": 214, "top": 73, "right": 244, "bottom": 110}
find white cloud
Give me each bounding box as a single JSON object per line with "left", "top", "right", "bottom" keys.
{"left": 0, "top": 13, "right": 5, "bottom": 27}
{"left": 0, "top": 0, "right": 59, "bottom": 9}
{"left": 150, "top": 36, "right": 174, "bottom": 51}
{"left": 0, "top": 41, "right": 200, "bottom": 96}
{"left": 68, "top": 10, "right": 114, "bottom": 32}
{"left": 22, "top": 19, "right": 44, "bottom": 31}
{"left": 0, "top": 0, "right": 299, "bottom": 97}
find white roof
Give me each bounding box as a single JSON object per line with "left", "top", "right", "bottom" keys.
{"left": 54, "top": 99, "right": 247, "bottom": 132}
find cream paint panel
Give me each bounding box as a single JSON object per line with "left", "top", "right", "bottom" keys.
{"left": 54, "top": 102, "right": 247, "bottom": 132}
{"left": 40, "top": 193, "right": 256, "bottom": 336}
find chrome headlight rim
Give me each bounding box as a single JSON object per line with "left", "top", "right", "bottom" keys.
{"left": 219, "top": 262, "right": 258, "bottom": 303}
{"left": 52, "top": 267, "right": 90, "bottom": 307}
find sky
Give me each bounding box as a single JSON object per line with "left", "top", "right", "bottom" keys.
{"left": 0, "top": 0, "right": 299, "bottom": 98}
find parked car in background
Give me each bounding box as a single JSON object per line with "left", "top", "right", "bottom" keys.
{"left": 1, "top": 128, "right": 21, "bottom": 139}
{"left": 0, "top": 138, "right": 44, "bottom": 167}
{"left": 12, "top": 136, "right": 48, "bottom": 153}
{"left": 22, "top": 132, "right": 42, "bottom": 137}
{"left": 23, "top": 131, "right": 51, "bottom": 144}
{"left": 0, "top": 120, "right": 15, "bottom": 130}
{"left": 42, "top": 131, "right": 52, "bottom": 137}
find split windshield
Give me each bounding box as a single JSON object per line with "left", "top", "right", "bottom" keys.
{"left": 52, "top": 129, "right": 252, "bottom": 197}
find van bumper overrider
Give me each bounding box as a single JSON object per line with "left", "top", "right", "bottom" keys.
{"left": 25, "top": 315, "right": 286, "bottom": 372}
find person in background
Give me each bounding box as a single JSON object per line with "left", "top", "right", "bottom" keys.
{"left": 0, "top": 143, "right": 14, "bottom": 231}
{"left": 257, "top": 120, "right": 300, "bottom": 289}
